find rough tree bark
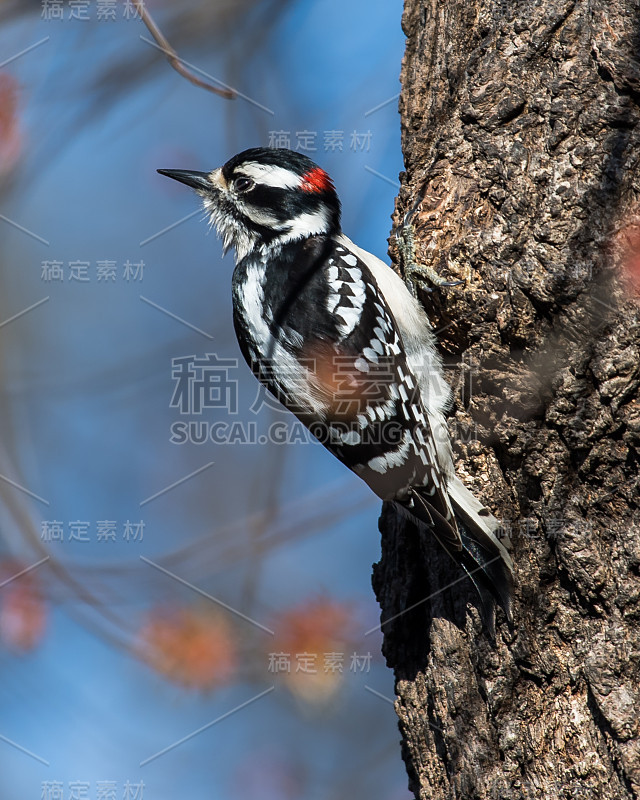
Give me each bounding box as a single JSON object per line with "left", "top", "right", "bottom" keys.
{"left": 372, "top": 1, "right": 640, "bottom": 798}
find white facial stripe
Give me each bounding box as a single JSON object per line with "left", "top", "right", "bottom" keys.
{"left": 234, "top": 162, "right": 302, "bottom": 190}
{"left": 241, "top": 205, "right": 281, "bottom": 228}
{"left": 278, "top": 207, "right": 330, "bottom": 239}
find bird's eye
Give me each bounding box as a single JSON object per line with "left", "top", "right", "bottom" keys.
{"left": 233, "top": 177, "right": 255, "bottom": 193}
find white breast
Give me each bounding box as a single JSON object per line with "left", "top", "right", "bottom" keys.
{"left": 237, "top": 258, "right": 329, "bottom": 418}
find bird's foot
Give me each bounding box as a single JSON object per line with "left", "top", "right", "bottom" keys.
{"left": 396, "top": 213, "right": 464, "bottom": 295}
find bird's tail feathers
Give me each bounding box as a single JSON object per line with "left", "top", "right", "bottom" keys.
{"left": 456, "top": 524, "right": 513, "bottom": 634}
{"left": 448, "top": 476, "right": 514, "bottom": 627}
{"left": 447, "top": 477, "right": 513, "bottom": 565}
{"left": 447, "top": 477, "right": 514, "bottom": 625}
{"left": 395, "top": 477, "right": 514, "bottom": 632}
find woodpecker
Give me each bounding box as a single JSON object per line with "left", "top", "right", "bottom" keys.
{"left": 158, "top": 148, "right": 514, "bottom": 630}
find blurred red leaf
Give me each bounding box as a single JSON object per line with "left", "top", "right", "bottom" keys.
{"left": 137, "top": 605, "right": 237, "bottom": 689}
{"left": 620, "top": 226, "right": 640, "bottom": 293}
{"left": 0, "top": 560, "right": 47, "bottom": 652}
{"left": 271, "top": 597, "right": 356, "bottom": 704}
{"left": 0, "top": 74, "right": 22, "bottom": 175}
{"left": 299, "top": 339, "right": 390, "bottom": 421}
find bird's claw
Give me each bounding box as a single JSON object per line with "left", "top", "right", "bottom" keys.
{"left": 396, "top": 211, "right": 464, "bottom": 295}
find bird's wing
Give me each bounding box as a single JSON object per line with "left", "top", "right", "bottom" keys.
{"left": 261, "top": 237, "right": 462, "bottom": 551}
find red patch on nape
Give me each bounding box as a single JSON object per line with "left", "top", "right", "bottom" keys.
{"left": 300, "top": 167, "right": 333, "bottom": 193}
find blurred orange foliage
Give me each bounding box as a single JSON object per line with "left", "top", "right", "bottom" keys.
{"left": 138, "top": 605, "right": 237, "bottom": 690}
{"left": 299, "top": 339, "right": 389, "bottom": 421}
{"left": 272, "top": 597, "right": 355, "bottom": 704}
{"left": 619, "top": 225, "right": 640, "bottom": 294}
{"left": 0, "top": 561, "right": 47, "bottom": 652}
{"left": 0, "top": 74, "right": 22, "bottom": 174}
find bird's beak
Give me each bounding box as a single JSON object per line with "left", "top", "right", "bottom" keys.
{"left": 157, "top": 168, "right": 225, "bottom": 192}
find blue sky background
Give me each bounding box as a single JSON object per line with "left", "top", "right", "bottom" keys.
{"left": 0, "top": 2, "right": 411, "bottom": 797}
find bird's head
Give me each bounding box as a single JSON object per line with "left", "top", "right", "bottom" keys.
{"left": 158, "top": 147, "right": 341, "bottom": 262}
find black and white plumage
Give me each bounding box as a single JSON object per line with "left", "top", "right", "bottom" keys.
{"left": 158, "top": 148, "right": 514, "bottom": 629}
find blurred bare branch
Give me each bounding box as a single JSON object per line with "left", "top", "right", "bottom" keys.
{"left": 133, "top": 0, "right": 235, "bottom": 99}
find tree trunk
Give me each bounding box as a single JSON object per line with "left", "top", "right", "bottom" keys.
{"left": 372, "top": 1, "right": 640, "bottom": 798}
